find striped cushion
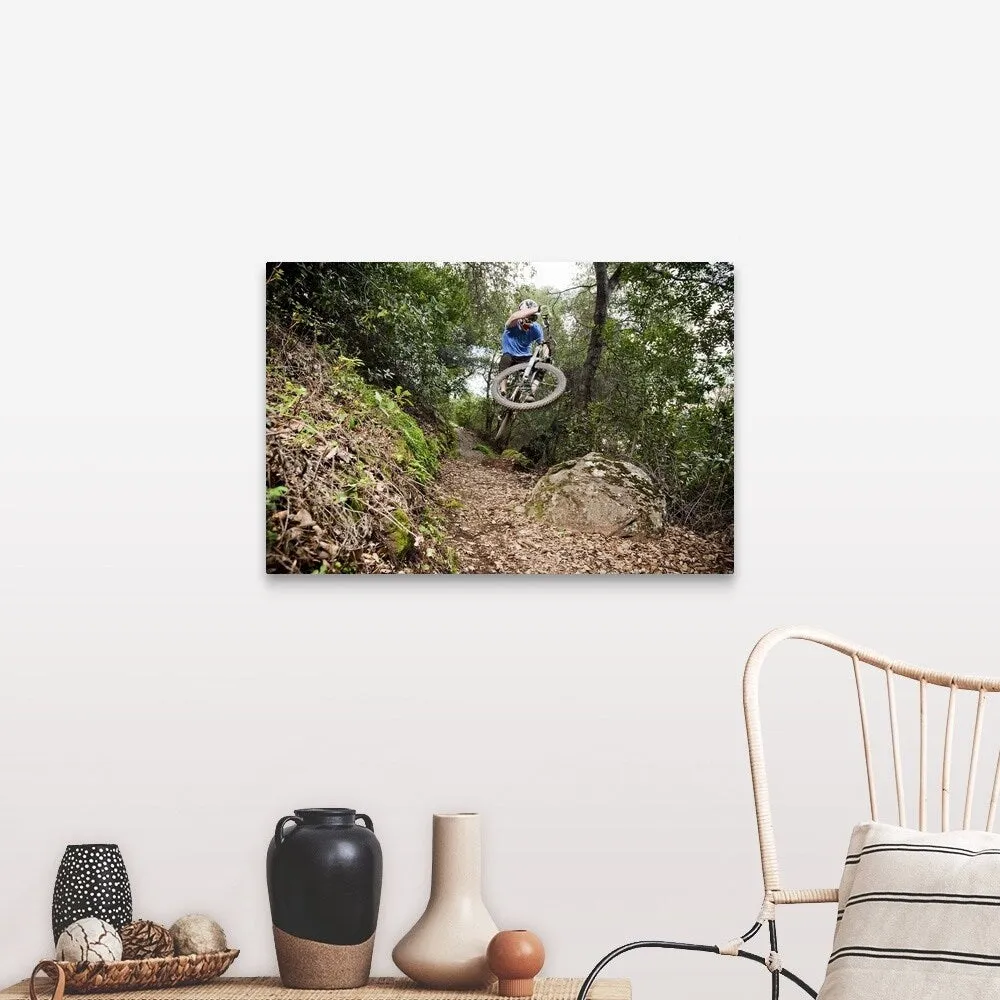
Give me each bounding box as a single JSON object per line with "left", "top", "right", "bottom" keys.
{"left": 818, "top": 822, "right": 1000, "bottom": 999}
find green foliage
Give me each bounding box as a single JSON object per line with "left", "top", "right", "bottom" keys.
{"left": 265, "top": 337, "right": 456, "bottom": 574}
{"left": 452, "top": 392, "right": 491, "bottom": 433}
{"left": 371, "top": 387, "right": 441, "bottom": 486}
{"left": 267, "top": 262, "right": 506, "bottom": 421}
{"left": 495, "top": 263, "right": 734, "bottom": 532}
{"left": 473, "top": 443, "right": 496, "bottom": 457}
{"left": 455, "top": 261, "right": 522, "bottom": 353}
{"left": 500, "top": 448, "right": 531, "bottom": 469}
{"left": 266, "top": 485, "right": 288, "bottom": 512}
{"left": 388, "top": 509, "right": 412, "bottom": 556}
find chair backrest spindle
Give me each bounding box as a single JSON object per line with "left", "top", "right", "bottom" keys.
{"left": 987, "top": 751, "right": 1000, "bottom": 832}
{"left": 964, "top": 689, "right": 987, "bottom": 830}
{"left": 885, "top": 667, "right": 906, "bottom": 827}
{"left": 919, "top": 678, "right": 928, "bottom": 831}
{"left": 852, "top": 652, "right": 879, "bottom": 822}
{"left": 942, "top": 683, "right": 957, "bottom": 832}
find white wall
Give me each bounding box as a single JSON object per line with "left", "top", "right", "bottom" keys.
{"left": 2, "top": 3, "right": 998, "bottom": 997}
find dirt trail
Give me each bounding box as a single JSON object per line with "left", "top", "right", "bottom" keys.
{"left": 438, "top": 430, "right": 733, "bottom": 575}
{"left": 454, "top": 427, "right": 487, "bottom": 464}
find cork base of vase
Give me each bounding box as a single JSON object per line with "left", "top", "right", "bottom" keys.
{"left": 273, "top": 926, "right": 375, "bottom": 989}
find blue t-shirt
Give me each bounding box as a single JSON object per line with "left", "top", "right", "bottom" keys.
{"left": 502, "top": 321, "right": 543, "bottom": 358}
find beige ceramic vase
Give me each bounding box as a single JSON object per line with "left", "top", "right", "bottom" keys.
{"left": 392, "top": 813, "right": 499, "bottom": 988}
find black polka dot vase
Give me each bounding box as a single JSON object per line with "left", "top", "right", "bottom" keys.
{"left": 51, "top": 844, "right": 133, "bottom": 944}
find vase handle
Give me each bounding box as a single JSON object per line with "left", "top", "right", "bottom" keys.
{"left": 274, "top": 815, "right": 302, "bottom": 845}
{"left": 356, "top": 813, "right": 374, "bottom": 831}
{"left": 30, "top": 962, "right": 65, "bottom": 1000}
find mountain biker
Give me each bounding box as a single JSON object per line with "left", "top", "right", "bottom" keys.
{"left": 498, "top": 299, "right": 550, "bottom": 397}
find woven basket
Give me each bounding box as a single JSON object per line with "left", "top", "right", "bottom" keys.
{"left": 30, "top": 951, "right": 239, "bottom": 997}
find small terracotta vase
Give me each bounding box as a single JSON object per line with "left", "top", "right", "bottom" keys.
{"left": 392, "top": 813, "right": 499, "bottom": 989}
{"left": 487, "top": 930, "right": 545, "bottom": 997}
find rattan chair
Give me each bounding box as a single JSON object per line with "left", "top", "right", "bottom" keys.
{"left": 577, "top": 625, "right": 1000, "bottom": 999}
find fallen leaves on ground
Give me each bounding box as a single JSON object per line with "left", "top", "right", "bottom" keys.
{"left": 436, "top": 451, "right": 733, "bottom": 575}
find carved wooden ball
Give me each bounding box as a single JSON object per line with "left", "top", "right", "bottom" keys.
{"left": 487, "top": 930, "right": 545, "bottom": 997}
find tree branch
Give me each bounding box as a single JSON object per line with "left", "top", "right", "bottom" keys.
{"left": 647, "top": 263, "right": 731, "bottom": 287}
{"left": 548, "top": 283, "right": 595, "bottom": 308}
{"left": 663, "top": 273, "right": 729, "bottom": 286}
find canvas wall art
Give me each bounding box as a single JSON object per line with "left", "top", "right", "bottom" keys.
{"left": 265, "top": 262, "right": 734, "bottom": 574}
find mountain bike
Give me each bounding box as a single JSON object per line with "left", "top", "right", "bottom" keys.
{"left": 490, "top": 340, "right": 567, "bottom": 445}
{"left": 490, "top": 341, "right": 567, "bottom": 412}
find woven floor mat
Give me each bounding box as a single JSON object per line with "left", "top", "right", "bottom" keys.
{"left": 2, "top": 976, "right": 630, "bottom": 1000}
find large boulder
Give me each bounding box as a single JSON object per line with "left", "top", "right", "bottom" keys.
{"left": 526, "top": 452, "right": 665, "bottom": 537}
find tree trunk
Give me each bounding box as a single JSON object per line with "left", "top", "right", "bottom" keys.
{"left": 576, "top": 263, "right": 624, "bottom": 410}
{"left": 576, "top": 263, "right": 609, "bottom": 409}
{"left": 484, "top": 353, "right": 498, "bottom": 437}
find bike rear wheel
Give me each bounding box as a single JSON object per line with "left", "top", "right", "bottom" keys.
{"left": 490, "top": 362, "right": 567, "bottom": 411}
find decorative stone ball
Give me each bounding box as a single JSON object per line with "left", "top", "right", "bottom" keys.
{"left": 487, "top": 930, "right": 545, "bottom": 997}
{"left": 170, "top": 914, "right": 227, "bottom": 955}
{"left": 55, "top": 917, "right": 124, "bottom": 963}
{"left": 120, "top": 920, "right": 174, "bottom": 960}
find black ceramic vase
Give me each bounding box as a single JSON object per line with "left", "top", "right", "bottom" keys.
{"left": 267, "top": 808, "right": 382, "bottom": 989}
{"left": 52, "top": 844, "right": 133, "bottom": 944}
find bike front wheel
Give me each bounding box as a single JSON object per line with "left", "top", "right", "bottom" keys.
{"left": 490, "top": 362, "right": 567, "bottom": 411}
